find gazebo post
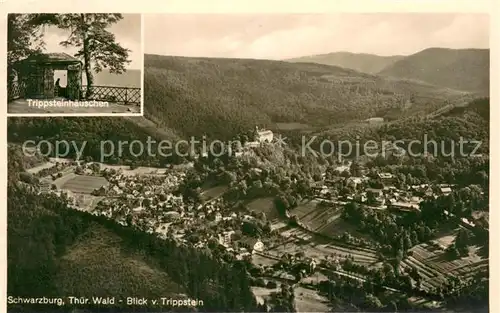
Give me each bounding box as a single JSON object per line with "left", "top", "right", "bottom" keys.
{"left": 67, "top": 63, "right": 82, "bottom": 100}
{"left": 44, "top": 66, "right": 55, "bottom": 99}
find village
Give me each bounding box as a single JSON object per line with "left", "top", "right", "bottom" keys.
{"left": 22, "top": 127, "right": 488, "bottom": 311}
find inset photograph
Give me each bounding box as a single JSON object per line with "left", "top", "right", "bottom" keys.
{"left": 7, "top": 13, "right": 143, "bottom": 115}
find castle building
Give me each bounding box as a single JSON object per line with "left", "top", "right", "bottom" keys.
{"left": 255, "top": 126, "right": 274, "bottom": 143}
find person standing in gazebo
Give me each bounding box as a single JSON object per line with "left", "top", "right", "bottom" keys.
{"left": 55, "top": 78, "right": 61, "bottom": 97}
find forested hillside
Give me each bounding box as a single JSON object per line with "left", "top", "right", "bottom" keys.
{"left": 7, "top": 117, "right": 184, "bottom": 166}
{"left": 144, "top": 54, "right": 473, "bottom": 140}
{"left": 287, "top": 48, "right": 489, "bottom": 95}
{"left": 378, "top": 48, "right": 489, "bottom": 94}
{"left": 290, "top": 98, "right": 490, "bottom": 187}
{"left": 287, "top": 51, "right": 404, "bottom": 74}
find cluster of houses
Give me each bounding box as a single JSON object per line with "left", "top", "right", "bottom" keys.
{"left": 34, "top": 159, "right": 270, "bottom": 260}
{"left": 313, "top": 170, "right": 456, "bottom": 213}
{"left": 74, "top": 166, "right": 270, "bottom": 258}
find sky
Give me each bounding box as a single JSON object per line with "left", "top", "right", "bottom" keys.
{"left": 144, "top": 13, "right": 489, "bottom": 59}
{"left": 40, "top": 13, "right": 142, "bottom": 69}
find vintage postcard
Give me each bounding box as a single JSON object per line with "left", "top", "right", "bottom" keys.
{"left": 5, "top": 1, "right": 493, "bottom": 313}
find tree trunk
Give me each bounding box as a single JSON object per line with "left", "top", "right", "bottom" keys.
{"left": 7, "top": 66, "right": 16, "bottom": 101}
{"left": 80, "top": 14, "right": 93, "bottom": 99}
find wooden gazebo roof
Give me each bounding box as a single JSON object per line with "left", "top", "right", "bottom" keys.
{"left": 15, "top": 52, "right": 82, "bottom": 67}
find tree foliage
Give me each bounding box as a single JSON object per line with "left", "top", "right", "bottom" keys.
{"left": 24, "top": 14, "right": 131, "bottom": 97}
{"left": 7, "top": 14, "right": 45, "bottom": 84}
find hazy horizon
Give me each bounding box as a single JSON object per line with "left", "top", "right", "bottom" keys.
{"left": 145, "top": 46, "right": 490, "bottom": 60}
{"left": 144, "top": 13, "right": 489, "bottom": 60}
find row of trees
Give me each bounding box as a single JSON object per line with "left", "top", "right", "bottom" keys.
{"left": 8, "top": 117, "right": 190, "bottom": 167}
{"left": 342, "top": 202, "right": 434, "bottom": 259}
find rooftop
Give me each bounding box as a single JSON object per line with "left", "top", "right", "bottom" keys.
{"left": 15, "top": 52, "right": 82, "bottom": 66}
{"left": 258, "top": 129, "right": 273, "bottom": 135}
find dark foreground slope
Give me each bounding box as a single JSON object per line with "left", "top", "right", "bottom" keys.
{"left": 378, "top": 48, "right": 489, "bottom": 94}
{"left": 287, "top": 51, "right": 404, "bottom": 74}
{"left": 144, "top": 54, "right": 473, "bottom": 140}
{"left": 7, "top": 147, "right": 260, "bottom": 312}
{"left": 7, "top": 187, "right": 184, "bottom": 312}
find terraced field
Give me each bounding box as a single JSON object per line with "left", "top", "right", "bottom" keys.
{"left": 401, "top": 241, "right": 488, "bottom": 291}
{"left": 290, "top": 199, "right": 367, "bottom": 239}
{"left": 290, "top": 199, "right": 321, "bottom": 219}
{"left": 269, "top": 228, "right": 378, "bottom": 267}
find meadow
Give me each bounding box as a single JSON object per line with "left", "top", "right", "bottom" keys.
{"left": 61, "top": 175, "right": 109, "bottom": 194}
{"left": 247, "top": 197, "right": 280, "bottom": 221}
{"left": 201, "top": 185, "right": 229, "bottom": 202}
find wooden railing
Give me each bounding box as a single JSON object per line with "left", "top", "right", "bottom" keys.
{"left": 81, "top": 85, "right": 141, "bottom": 105}
{"left": 8, "top": 83, "right": 141, "bottom": 105}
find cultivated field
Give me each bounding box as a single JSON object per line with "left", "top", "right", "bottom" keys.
{"left": 51, "top": 172, "right": 77, "bottom": 189}
{"left": 290, "top": 199, "right": 322, "bottom": 219}
{"left": 252, "top": 253, "right": 280, "bottom": 267}
{"left": 401, "top": 238, "right": 488, "bottom": 291}
{"left": 201, "top": 185, "right": 228, "bottom": 201}
{"left": 300, "top": 271, "right": 329, "bottom": 285}
{"left": 268, "top": 227, "right": 378, "bottom": 267}
{"left": 247, "top": 197, "right": 280, "bottom": 220}
{"left": 61, "top": 175, "right": 109, "bottom": 194}
{"left": 290, "top": 199, "right": 367, "bottom": 239}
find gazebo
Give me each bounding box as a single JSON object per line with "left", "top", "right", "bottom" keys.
{"left": 13, "top": 52, "right": 83, "bottom": 100}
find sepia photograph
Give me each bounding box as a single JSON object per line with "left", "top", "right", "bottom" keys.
{"left": 7, "top": 12, "right": 489, "bottom": 313}
{"left": 7, "top": 13, "right": 143, "bottom": 115}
